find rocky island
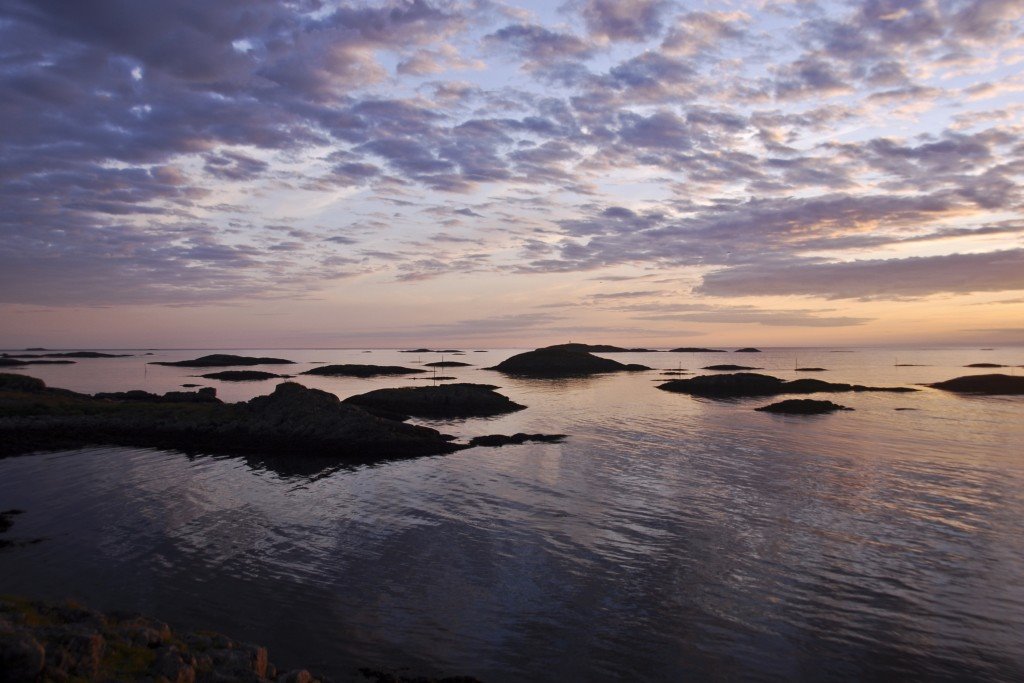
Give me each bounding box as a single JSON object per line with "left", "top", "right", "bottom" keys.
{"left": 928, "top": 373, "right": 1024, "bottom": 395}
{"left": 300, "top": 364, "right": 426, "bottom": 378}
{"left": 702, "top": 364, "right": 760, "bottom": 371}
{"left": 657, "top": 372, "right": 917, "bottom": 398}
{"left": 755, "top": 399, "right": 853, "bottom": 414}
{"left": 488, "top": 347, "right": 650, "bottom": 377}
{"left": 200, "top": 370, "right": 289, "bottom": 381}
{"left": 344, "top": 383, "right": 525, "bottom": 420}
{"left": 149, "top": 354, "right": 295, "bottom": 368}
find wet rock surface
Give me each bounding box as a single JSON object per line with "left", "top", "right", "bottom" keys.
{"left": 657, "top": 372, "right": 917, "bottom": 398}
{"left": 0, "top": 597, "right": 327, "bottom": 683}
{"left": 301, "top": 365, "right": 426, "bottom": 378}
{"left": 488, "top": 348, "right": 650, "bottom": 377}
{"left": 755, "top": 399, "right": 853, "bottom": 414}
{"left": 928, "top": 373, "right": 1024, "bottom": 395}
{"left": 150, "top": 354, "right": 295, "bottom": 367}
{"left": 345, "top": 383, "right": 525, "bottom": 420}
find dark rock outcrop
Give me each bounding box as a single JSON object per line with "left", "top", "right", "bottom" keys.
{"left": 150, "top": 354, "right": 295, "bottom": 367}
{"left": 703, "top": 364, "right": 759, "bottom": 371}
{"left": 657, "top": 372, "right": 917, "bottom": 398}
{"left": 488, "top": 348, "right": 650, "bottom": 377}
{"left": 468, "top": 433, "right": 566, "bottom": 447}
{"left": 200, "top": 371, "right": 287, "bottom": 381}
{"left": 756, "top": 399, "right": 852, "bottom": 414}
{"left": 0, "top": 597, "right": 326, "bottom": 683}
{"left": 669, "top": 347, "right": 725, "bottom": 353}
{"left": 735, "top": 348, "right": 762, "bottom": 353}
{"left": 928, "top": 374, "right": 1024, "bottom": 395}
{"left": 301, "top": 364, "right": 426, "bottom": 378}
{"left": 424, "top": 361, "right": 472, "bottom": 367}
{"left": 965, "top": 362, "right": 1007, "bottom": 368}
{"left": 795, "top": 367, "right": 827, "bottom": 372}
{"left": 0, "top": 378, "right": 464, "bottom": 461}
{"left": 344, "top": 383, "right": 525, "bottom": 420}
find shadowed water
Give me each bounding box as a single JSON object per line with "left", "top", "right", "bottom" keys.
{"left": 1, "top": 347, "right": 1023, "bottom": 680}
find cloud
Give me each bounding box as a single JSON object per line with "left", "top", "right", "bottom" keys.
{"left": 569, "top": 0, "right": 671, "bottom": 43}
{"left": 697, "top": 249, "right": 1024, "bottom": 300}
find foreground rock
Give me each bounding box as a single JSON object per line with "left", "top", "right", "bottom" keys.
{"left": 345, "top": 383, "right": 525, "bottom": 420}
{"left": 657, "top": 372, "right": 917, "bottom": 398}
{"left": 0, "top": 596, "right": 328, "bottom": 683}
{"left": 756, "top": 399, "right": 852, "bottom": 414}
{"left": 488, "top": 348, "right": 650, "bottom": 377}
{"left": 150, "top": 354, "right": 295, "bottom": 367}
{"left": 95, "top": 388, "right": 220, "bottom": 403}
{"left": 928, "top": 374, "right": 1024, "bottom": 395}
{"left": 0, "top": 376, "right": 464, "bottom": 460}
{"left": 301, "top": 364, "right": 426, "bottom": 378}
{"left": 468, "top": 433, "right": 566, "bottom": 447}
{"left": 200, "top": 370, "right": 288, "bottom": 381}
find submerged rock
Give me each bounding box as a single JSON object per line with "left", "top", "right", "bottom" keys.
{"left": 657, "top": 372, "right": 917, "bottom": 398}
{"left": 469, "top": 433, "right": 566, "bottom": 447}
{"left": 703, "top": 364, "right": 760, "bottom": 371}
{"left": 200, "top": 370, "right": 287, "bottom": 381}
{"left": 150, "top": 354, "right": 295, "bottom": 367}
{"left": 344, "top": 383, "right": 525, "bottom": 419}
{"left": 488, "top": 348, "right": 650, "bottom": 377}
{"left": 928, "top": 374, "right": 1024, "bottom": 395}
{"left": 301, "top": 364, "right": 426, "bottom": 377}
{"left": 756, "top": 399, "right": 852, "bottom": 414}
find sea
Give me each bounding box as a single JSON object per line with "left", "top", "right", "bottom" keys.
{"left": 1, "top": 347, "right": 1022, "bottom": 681}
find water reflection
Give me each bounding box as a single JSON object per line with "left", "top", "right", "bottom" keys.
{"left": 1, "top": 348, "right": 1023, "bottom": 681}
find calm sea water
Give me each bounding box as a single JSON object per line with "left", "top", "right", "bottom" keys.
{"left": 1, "top": 347, "right": 1023, "bottom": 681}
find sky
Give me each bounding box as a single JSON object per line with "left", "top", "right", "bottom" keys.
{"left": 1, "top": 0, "right": 1022, "bottom": 349}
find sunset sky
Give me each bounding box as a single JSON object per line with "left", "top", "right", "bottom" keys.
{"left": 1, "top": 0, "right": 1022, "bottom": 348}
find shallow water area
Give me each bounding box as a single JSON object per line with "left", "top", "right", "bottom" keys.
{"left": 1, "top": 347, "right": 1023, "bottom": 680}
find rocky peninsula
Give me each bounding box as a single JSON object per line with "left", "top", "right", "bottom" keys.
{"left": 657, "top": 372, "right": 917, "bottom": 398}
{"left": 488, "top": 347, "right": 650, "bottom": 377}
{"left": 0, "top": 374, "right": 463, "bottom": 461}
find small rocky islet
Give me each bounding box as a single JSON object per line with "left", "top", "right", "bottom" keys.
{"left": 657, "top": 372, "right": 918, "bottom": 398}
{"left": 149, "top": 354, "right": 296, "bottom": 368}
{"left": 702, "top": 364, "right": 760, "bottom": 371}
{"left": 300, "top": 364, "right": 426, "bottom": 378}
{"left": 756, "top": 399, "right": 853, "bottom": 414}
{"left": 487, "top": 347, "right": 650, "bottom": 377}
{"left": 200, "top": 370, "right": 290, "bottom": 381}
